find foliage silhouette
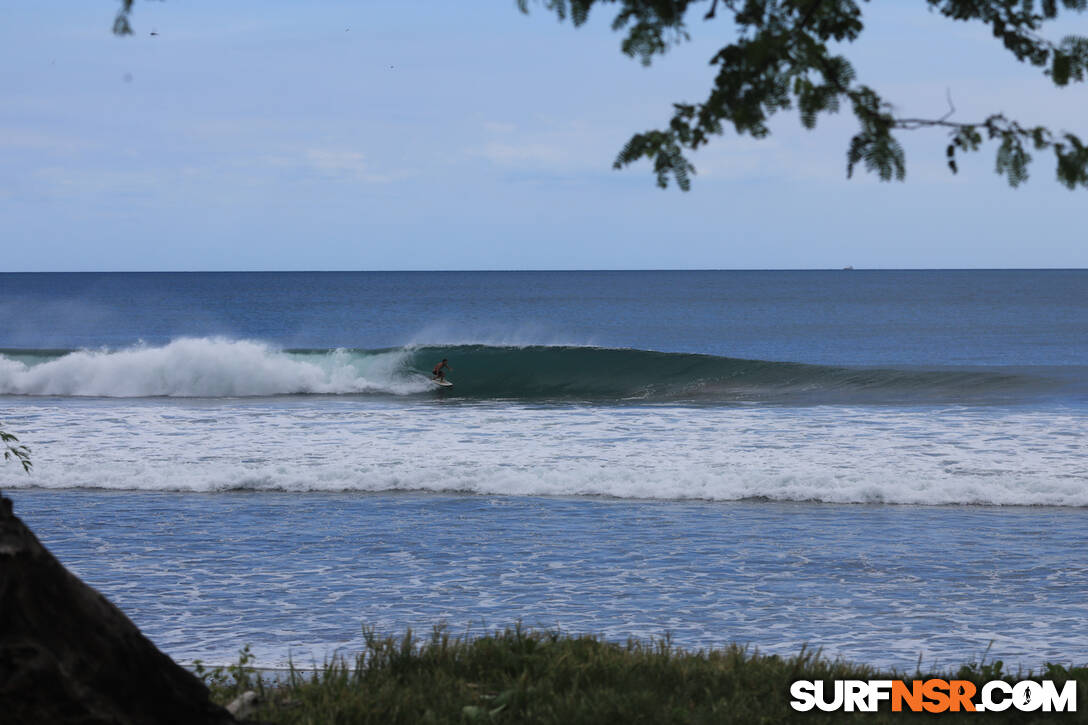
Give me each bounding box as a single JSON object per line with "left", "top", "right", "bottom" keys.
{"left": 1, "top": 426, "right": 31, "bottom": 474}
{"left": 113, "top": 0, "right": 1088, "bottom": 190}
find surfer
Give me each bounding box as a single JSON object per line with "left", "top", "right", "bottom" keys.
{"left": 432, "top": 358, "right": 451, "bottom": 382}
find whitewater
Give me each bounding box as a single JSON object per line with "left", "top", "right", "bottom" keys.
{"left": 4, "top": 335, "right": 1085, "bottom": 507}
{"left": 8, "top": 396, "right": 1087, "bottom": 506}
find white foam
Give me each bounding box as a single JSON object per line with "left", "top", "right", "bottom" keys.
{"left": 6, "top": 400, "right": 1087, "bottom": 507}
{"left": 0, "top": 338, "right": 429, "bottom": 397}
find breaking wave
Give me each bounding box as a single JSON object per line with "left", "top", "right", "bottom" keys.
{"left": 0, "top": 337, "right": 1074, "bottom": 403}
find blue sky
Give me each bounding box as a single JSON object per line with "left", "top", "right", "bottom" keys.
{"left": 2, "top": 1, "right": 1085, "bottom": 270}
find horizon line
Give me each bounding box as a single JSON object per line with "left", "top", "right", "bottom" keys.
{"left": 2, "top": 267, "right": 1086, "bottom": 274}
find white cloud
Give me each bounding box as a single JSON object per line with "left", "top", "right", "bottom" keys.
{"left": 477, "top": 141, "right": 570, "bottom": 166}
{"left": 0, "top": 130, "right": 97, "bottom": 155}
{"left": 301, "top": 148, "right": 389, "bottom": 182}
{"left": 483, "top": 121, "right": 517, "bottom": 133}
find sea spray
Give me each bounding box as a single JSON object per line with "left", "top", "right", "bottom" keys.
{"left": 0, "top": 338, "right": 429, "bottom": 397}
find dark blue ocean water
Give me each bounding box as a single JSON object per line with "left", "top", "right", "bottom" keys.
{"left": 2, "top": 269, "right": 1086, "bottom": 365}
{"left": 2, "top": 270, "right": 1086, "bottom": 670}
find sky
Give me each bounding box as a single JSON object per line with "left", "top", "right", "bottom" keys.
{"left": 1, "top": 0, "right": 1085, "bottom": 270}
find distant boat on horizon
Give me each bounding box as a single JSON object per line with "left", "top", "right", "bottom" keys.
{"left": 843, "top": 265, "right": 854, "bottom": 270}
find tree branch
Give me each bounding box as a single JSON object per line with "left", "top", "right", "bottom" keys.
{"left": 1, "top": 428, "right": 32, "bottom": 474}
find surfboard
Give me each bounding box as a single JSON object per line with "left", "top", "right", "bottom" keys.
{"left": 430, "top": 378, "right": 453, "bottom": 388}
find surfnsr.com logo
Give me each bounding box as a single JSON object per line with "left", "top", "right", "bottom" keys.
{"left": 790, "top": 679, "right": 1077, "bottom": 713}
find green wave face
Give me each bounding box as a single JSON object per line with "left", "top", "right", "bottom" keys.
{"left": 392, "top": 345, "right": 1048, "bottom": 403}
{"left": 398, "top": 345, "right": 762, "bottom": 399}
{"left": 0, "top": 349, "right": 72, "bottom": 366}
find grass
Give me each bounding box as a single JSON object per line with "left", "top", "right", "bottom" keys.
{"left": 200, "top": 626, "right": 1088, "bottom": 723}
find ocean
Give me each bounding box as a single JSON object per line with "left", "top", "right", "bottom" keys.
{"left": 1, "top": 270, "right": 1086, "bottom": 671}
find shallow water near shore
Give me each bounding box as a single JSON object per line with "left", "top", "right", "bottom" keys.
{"left": 12, "top": 488, "right": 1088, "bottom": 672}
